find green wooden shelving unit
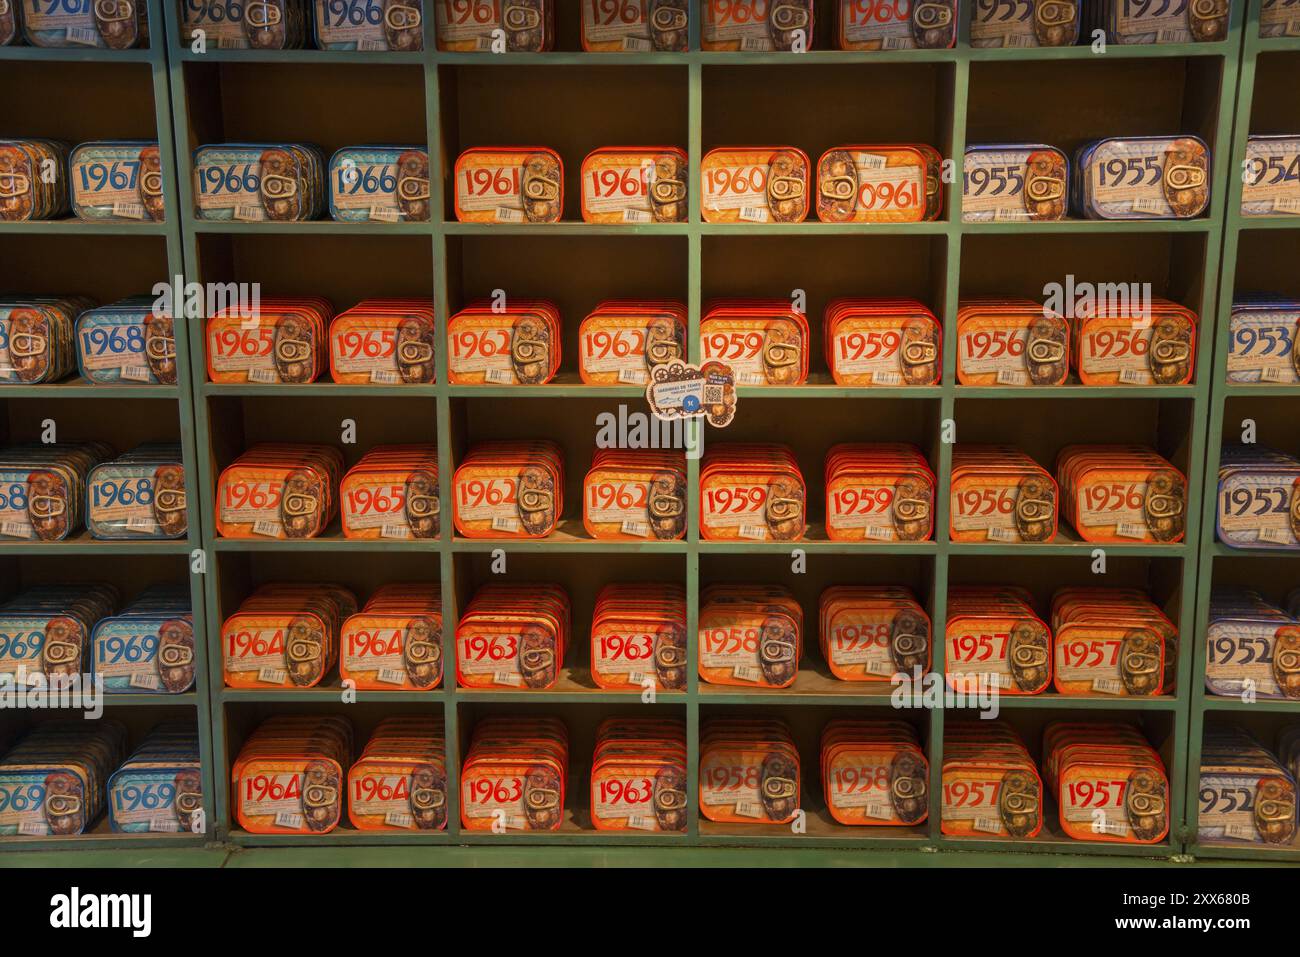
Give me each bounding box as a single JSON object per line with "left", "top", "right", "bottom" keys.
{"left": 1184, "top": 0, "right": 1300, "bottom": 864}
{"left": 0, "top": 0, "right": 216, "bottom": 851}
{"left": 6, "top": 0, "right": 1296, "bottom": 866}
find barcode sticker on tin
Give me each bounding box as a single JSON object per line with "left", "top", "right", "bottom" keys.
{"left": 733, "top": 664, "right": 761, "bottom": 683}
{"left": 1224, "top": 823, "right": 1258, "bottom": 841}
{"left": 129, "top": 672, "right": 161, "bottom": 691}
{"left": 1094, "top": 818, "right": 1129, "bottom": 836}
{"left": 1, "top": 519, "right": 33, "bottom": 539}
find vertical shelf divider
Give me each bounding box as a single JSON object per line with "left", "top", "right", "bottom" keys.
{"left": 685, "top": 15, "right": 703, "bottom": 838}
{"left": 426, "top": 31, "right": 462, "bottom": 843}
{"left": 929, "top": 41, "right": 969, "bottom": 849}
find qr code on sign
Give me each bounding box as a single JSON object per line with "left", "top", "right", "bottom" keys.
{"left": 704, "top": 385, "right": 723, "bottom": 405}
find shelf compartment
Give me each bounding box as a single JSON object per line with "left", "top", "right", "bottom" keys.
{"left": 965, "top": 54, "right": 1226, "bottom": 169}
{"left": 0, "top": 59, "right": 159, "bottom": 144}
{"left": 437, "top": 63, "right": 689, "bottom": 224}
{"left": 697, "top": 549, "right": 937, "bottom": 706}
{"left": 696, "top": 701, "right": 934, "bottom": 846}
{"left": 702, "top": 61, "right": 956, "bottom": 191}
{"left": 448, "top": 549, "right": 686, "bottom": 698}
{"left": 218, "top": 698, "right": 463, "bottom": 845}
{"left": 945, "top": 551, "right": 1192, "bottom": 702}
{"left": 935, "top": 703, "right": 1182, "bottom": 857}
{"left": 179, "top": 60, "right": 428, "bottom": 160}
{"left": 0, "top": 702, "right": 208, "bottom": 847}
{"left": 444, "top": 233, "right": 688, "bottom": 382}
{"left": 702, "top": 233, "right": 951, "bottom": 384}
